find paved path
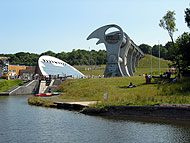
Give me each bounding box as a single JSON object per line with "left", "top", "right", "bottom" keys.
{"left": 38, "top": 95, "right": 99, "bottom": 108}
{"left": 55, "top": 101, "right": 99, "bottom": 107}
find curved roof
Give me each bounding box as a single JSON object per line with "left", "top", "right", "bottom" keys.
{"left": 38, "top": 55, "right": 84, "bottom": 78}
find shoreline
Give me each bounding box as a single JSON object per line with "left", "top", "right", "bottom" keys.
{"left": 28, "top": 96, "right": 190, "bottom": 121}
{"left": 81, "top": 105, "right": 190, "bottom": 121}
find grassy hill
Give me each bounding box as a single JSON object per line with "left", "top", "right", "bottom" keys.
{"left": 138, "top": 54, "right": 170, "bottom": 68}
{"left": 77, "top": 55, "right": 171, "bottom": 76}
{"left": 135, "top": 54, "right": 171, "bottom": 76}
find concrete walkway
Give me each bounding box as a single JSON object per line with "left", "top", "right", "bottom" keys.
{"left": 55, "top": 101, "right": 99, "bottom": 107}
{"left": 0, "top": 92, "right": 9, "bottom": 96}
{"left": 54, "top": 101, "right": 99, "bottom": 110}
{"left": 0, "top": 80, "right": 39, "bottom": 96}
{"left": 37, "top": 95, "right": 99, "bottom": 110}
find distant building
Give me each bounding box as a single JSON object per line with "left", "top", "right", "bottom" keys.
{"left": 19, "top": 68, "right": 35, "bottom": 78}
{"left": 6, "top": 65, "right": 35, "bottom": 79}
{"left": 8, "top": 65, "right": 28, "bottom": 76}
{"left": 0, "top": 57, "right": 36, "bottom": 78}
{"left": 0, "top": 57, "right": 10, "bottom": 78}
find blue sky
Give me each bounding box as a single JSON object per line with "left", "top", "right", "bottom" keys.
{"left": 0, "top": 0, "right": 189, "bottom": 54}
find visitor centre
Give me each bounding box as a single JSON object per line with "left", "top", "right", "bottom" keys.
{"left": 36, "top": 55, "right": 85, "bottom": 79}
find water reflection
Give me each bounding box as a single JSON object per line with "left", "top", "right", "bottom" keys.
{"left": 0, "top": 96, "right": 190, "bottom": 143}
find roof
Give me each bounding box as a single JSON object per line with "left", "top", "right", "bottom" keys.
{"left": 0, "top": 57, "right": 10, "bottom": 61}
{"left": 37, "top": 55, "right": 85, "bottom": 78}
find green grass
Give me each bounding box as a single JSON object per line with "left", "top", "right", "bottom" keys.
{"left": 75, "top": 55, "right": 171, "bottom": 76}
{"left": 157, "top": 78, "right": 190, "bottom": 96}
{"left": 28, "top": 97, "right": 56, "bottom": 107}
{"left": 138, "top": 54, "right": 170, "bottom": 68}
{"left": 75, "top": 65, "right": 105, "bottom": 76}
{"left": 55, "top": 54, "right": 178, "bottom": 107}
{"left": 0, "top": 79, "right": 25, "bottom": 92}
{"left": 57, "top": 76, "right": 190, "bottom": 107}
{"left": 135, "top": 54, "right": 171, "bottom": 76}
{"left": 30, "top": 55, "right": 190, "bottom": 108}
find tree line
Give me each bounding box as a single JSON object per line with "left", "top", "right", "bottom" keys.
{"left": 139, "top": 42, "right": 172, "bottom": 60}
{"left": 0, "top": 39, "right": 184, "bottom": 67}
{"left": 0, "top": 49, "right": 107, "bottom": 66}
{"left": 0, "top": 43, "right": 173, "bottom": 66}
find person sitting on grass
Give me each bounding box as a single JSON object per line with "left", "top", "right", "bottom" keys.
{"left": 127, "top": 82, "right": 136, "bottom": 88}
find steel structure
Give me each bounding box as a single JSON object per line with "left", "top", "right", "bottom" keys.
{"left": 87, "top": 24, "right": 144, "bottom": 77}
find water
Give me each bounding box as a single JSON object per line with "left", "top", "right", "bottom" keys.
{"left": 0, "top": 96, "right": 190, "bottom": 143}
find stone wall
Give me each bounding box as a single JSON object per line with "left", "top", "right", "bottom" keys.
{"left": 81, "top": 105, "right": 190, "bottom": 121}
{"left": 9, "top": 80, "right": 39, "bottom": 95}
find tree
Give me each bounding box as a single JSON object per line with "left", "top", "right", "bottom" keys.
{"left": 159, "top": 11, "right": 178, "bottom": 44}
{"left": 152, "top": 45, "right": 159, "bottom": 57}
{"left": 56, "top": 52, "right": 68, "bottom": 63}
{"left": 160, "top": 46, "right": 168, "bottom": 59}
{"left": 152, "top": 44, "right": 168, "bottom": 59}
{"left": 159, "top": 10, "right": 181, "bottom": 77}
{"left": 97, "top": 50, "right": 107, "bottom": 65}
{"left": 40, "top": 50, "right": 56, "bottom": 57}
{"left": 164, "top": 42, "right": 174, "bottom": 60}
{"left": 139, "top": 44, "right": 152, "bottom": 54}
{"left": 185, "top": 7, "right": 190, "bottom": 28}
{"left": 175, "top": 32, "right": 190, "bottom": 76}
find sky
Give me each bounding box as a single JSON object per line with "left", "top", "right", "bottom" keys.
{"left": 0, "top": 0, "right": 189, "bottom": 54}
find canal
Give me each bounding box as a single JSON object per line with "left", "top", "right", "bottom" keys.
{"left": 0, "top": 95, "right": 190, "bottom": 143}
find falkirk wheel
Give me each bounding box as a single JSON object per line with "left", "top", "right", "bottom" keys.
{"left": 87, "top": 24, "right": 144, "bottom": 77}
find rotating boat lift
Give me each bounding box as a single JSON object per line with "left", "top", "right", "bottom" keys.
{"left": 87, "top": 24, "right": 144, "bottom": 77}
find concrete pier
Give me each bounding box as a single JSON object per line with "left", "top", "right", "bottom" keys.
{"left": 55, "top": 101, "right": 99, "bottom": 110}
{"left": 0, "top": 92, "right": 9, "bottom": 96}
{"left": 81, "top": 105, "right": 190, "bottom": 121}
{"left": 0, "top": 79, "right": 63, "bottom": 96}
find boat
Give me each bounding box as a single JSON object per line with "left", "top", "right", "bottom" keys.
{"left": 51, "top": 92, "right": 60, "bottom": 96}
{"left": 35, "top": 93, "right": 60, "bottom": 97}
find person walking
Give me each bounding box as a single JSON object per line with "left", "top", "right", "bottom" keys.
{"left": 145, "top": 74, "right": 148, "bottom": 84}
{"left": 148, "top": 74, "right": 152, "bottom": 83}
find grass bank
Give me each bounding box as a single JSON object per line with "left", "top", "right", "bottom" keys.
{"left": 29, "top": 55, "right": 180, "bottom": 108}
{"left": 28, "top": 97, "right": 56, "bottom": 107}
{"left": 0, "top": 79, "right": 25, "bottom": 92}
{"left": 57, "top": 76, "right": 190, "bottom": 108}
{"left": 157, "top": 77, "right": 190, "bottom": 96}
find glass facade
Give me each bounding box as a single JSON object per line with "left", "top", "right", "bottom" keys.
{"left": 38, "top": 56, "right": 84, "bottom": 78}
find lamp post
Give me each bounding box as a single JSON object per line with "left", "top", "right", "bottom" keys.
{"left": 89, "top": 47, "right": 92, "bottom": 78}
{"left": 151, "top": 47, "right": 152, "bottom": 75}
{"left": 158, "top": 41, "right": 160, "bottom": 75}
